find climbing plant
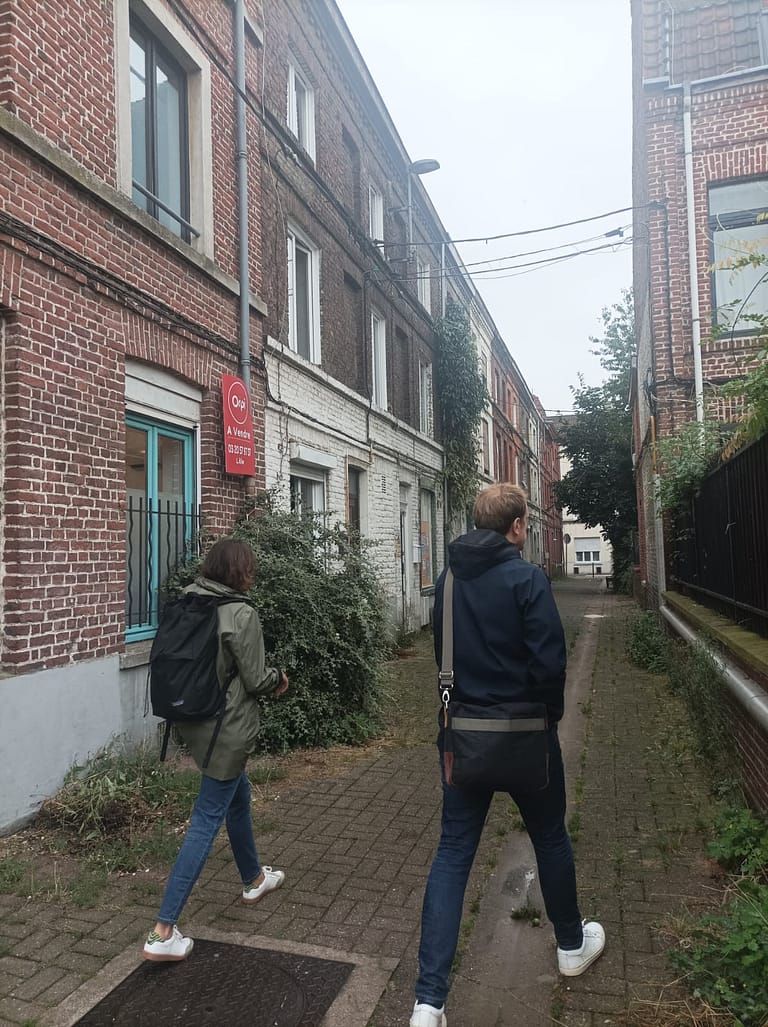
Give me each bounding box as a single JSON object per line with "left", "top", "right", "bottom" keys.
{"left": 434, "top": 304, "right": 489, "bottom": 521}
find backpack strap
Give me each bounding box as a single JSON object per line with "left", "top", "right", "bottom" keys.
{"left": 160, "top": 719, "right": 173, "bottom": 763}
{"left": 201, "top": 663, "right": 238, "bottom": 770}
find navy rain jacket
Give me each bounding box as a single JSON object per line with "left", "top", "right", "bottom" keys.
{"left": 434, "top": 529, "right": 567, "bottom": 723}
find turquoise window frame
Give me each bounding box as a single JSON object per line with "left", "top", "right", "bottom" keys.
{"left": 126, "top": 414, "right": 195, "bottom": 641}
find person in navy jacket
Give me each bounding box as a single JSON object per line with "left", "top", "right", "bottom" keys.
{"left": 409, "top": 484, "right": 605, "bottom": 1027}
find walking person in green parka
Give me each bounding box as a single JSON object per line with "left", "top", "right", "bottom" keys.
{"left": 143, "top": 538, "right": 289, "bottom": 962}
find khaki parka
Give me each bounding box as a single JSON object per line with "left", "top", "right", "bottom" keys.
{"left": 177, "top": 576, "right": 280, "bottom": 780}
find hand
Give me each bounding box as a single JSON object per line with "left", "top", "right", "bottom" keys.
{"left": 274, "top": 671, "right": 289, "bottom": 697}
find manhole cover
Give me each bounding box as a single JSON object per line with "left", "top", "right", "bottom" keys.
{"left": 74, "top": 939, "right": 354, "bottom": 1026}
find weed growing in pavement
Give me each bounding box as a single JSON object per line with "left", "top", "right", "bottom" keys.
{"left": 0, "top": 856, "right": 26, "bottom": 894}
{"left": 510, "top": 902, "right": 541, "bottom": 925}
{"left": 666, "top": 805, "right": 768, "bottom": 1025}
{"left": 706, "top": 806, "right": 768, "bottom": 878}
{"left": 68, "top": 867, "right": 109, "bottom": 908}
{"left": 628, "top": 611, "right": 668, "bottom": 673}
{"left": 568, "top": 812, "right": 582, "bottom": 844}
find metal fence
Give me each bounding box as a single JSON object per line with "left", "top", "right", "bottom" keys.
{"left": 670, "top": 432, "right": 768, "bottom": 637}
{"left": 126, "top": 498, "right": 202, "bottom": 632}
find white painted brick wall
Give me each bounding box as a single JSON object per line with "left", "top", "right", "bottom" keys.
{"left": 264, "top": 340, "right": 444, "bottom": 629}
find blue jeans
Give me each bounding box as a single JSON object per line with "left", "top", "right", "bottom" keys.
{"left": 157, "top": 772, "right": 261, "bottom": 925}
{"left": 415, "top": 728, "right": 582, "bottom": 1008}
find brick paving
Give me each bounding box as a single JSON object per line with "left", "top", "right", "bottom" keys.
{"left": 0, "top": 582, "right": 719, "bottom": 1027}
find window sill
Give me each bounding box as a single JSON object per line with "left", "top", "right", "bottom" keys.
{"left": 120, "top": 640, "right": 153, "bottom": 670}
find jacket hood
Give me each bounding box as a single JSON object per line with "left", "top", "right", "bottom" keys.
{"left": 448, "top": 529, "right": 520, "bottom": 580}
{"left": 187, "top": 576, "right": 244, "bottom": 598}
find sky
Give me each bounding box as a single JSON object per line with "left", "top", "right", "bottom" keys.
{"left": 334, "top": 0, "right": 633, "bottom": 412}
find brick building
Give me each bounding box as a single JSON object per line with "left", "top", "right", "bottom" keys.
{"left": 1, "top": 0, "right": 562, "bottom": 831}
{"left": 0, "top": 0, "right": 270, "bottom": 830}
{"left": 256, "top": 0, "right": 452, "bottom": 631}
{"left": 631, "top": 0, "right": 768, "bottom": 808}
{"left": 632, "top": 0, "right": 768, "bottom": 600}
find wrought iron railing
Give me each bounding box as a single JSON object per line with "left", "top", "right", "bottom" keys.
{"left": 126, "top": 498, "right": 202, "bottom": 634}
{"left": 670, "top": 432, "right": 768, "bottom": 637}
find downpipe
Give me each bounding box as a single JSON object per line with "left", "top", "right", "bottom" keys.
{"left": 660, "top": 601, "right": 768, "bottom": 735}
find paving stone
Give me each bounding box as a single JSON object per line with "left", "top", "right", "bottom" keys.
{"left": 11, "top": 965, "right": 66, "bottom": 1001}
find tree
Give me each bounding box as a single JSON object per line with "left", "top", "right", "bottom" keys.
{"left": 555, "top": 290, "right": 637, "bottom": 580}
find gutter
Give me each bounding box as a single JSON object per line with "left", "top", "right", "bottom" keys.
{"left": 660, "top": 601, "right": 768, "bottom": 735}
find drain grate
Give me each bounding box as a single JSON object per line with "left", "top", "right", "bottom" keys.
{"left": 74, "top": 939, "right": 354, "bottom": 1026}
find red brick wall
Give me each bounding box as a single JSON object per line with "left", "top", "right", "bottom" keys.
{"left": 0, "top": 0, "right": 267, "bottom": 673}
{"left": 257, "top": 0, "right": 439, "bottom": 432}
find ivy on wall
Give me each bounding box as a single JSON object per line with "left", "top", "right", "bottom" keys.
{"left": 434, "top": 304, "right": 489, "bottom": 522}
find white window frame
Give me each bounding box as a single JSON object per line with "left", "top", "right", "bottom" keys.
{"left": 369, "top": 184, "right": 384, "bottom": 244}
{"left": 371, "top": 310, "right": 387, "bottom": 409}
{"left": 287, "top": 224, "right": 321, "bottom": 363}
{"left": 114, "top": 0, "right": 214, "bottom": 258}
{"left": 287, "top": 61, "right": 316, "bottom": 160}
{"left": 416, "top": 256, "right": 431, "bottom": 308}
{"left": 290, "top": 466, "right": 326, "bottom": 515}
{"left": 709, "top": 178, "right": 768, "bottom": 331}
{"left": 419, "top": 361, "right": 434, "bottom": 437}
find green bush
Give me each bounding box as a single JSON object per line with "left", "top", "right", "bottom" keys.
{"left": 671, "top": 878, "right": 768, "bottom": 1025}
{"left": 168, "top": 496, "right": 391, "bottom": 752}
{"left": 627, "top": 611, "right": 668, "bottom": 672}
{"left": 708, "top": 806, "right": 768, "bottom": 879}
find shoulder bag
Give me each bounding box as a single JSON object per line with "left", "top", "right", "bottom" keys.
{"left": 440, "top": 568, "right": 550, "bottom": 792}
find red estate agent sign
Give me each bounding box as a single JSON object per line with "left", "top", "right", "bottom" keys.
{"left": 222, "top": 374, "right": 256, "bottom": 476}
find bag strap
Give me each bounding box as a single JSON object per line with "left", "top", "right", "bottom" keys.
{"left": 439, "top": 569, "right": 455, "bottom": 725}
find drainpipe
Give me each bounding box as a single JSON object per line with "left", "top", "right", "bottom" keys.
{"left": 234, "top": 0, "right": 250, "bottom": 389}
{"left": 682, "top": 85, "right": 704, "bottom": 423}
{"left": 660, "top": 601, "right": 768, "bottom": 735}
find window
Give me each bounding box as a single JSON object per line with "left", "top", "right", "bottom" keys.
{"left": 481, "top": 419, "right": 490, "bottom": 474}
{"left": 287, "top": 61, "right": 315, "bottom": 159}
{"left": 130, "top": 16, "right": 191, "bottom": 240}
{"left": 709, "top": 179, "right": 768, "bottom": 330}
{"left": 126, "top": 415, "right": 196, "bottom": 638}
{"left": 419, "top": 361, "right": 434, "bottom": 436}
{"left": 371, "top": 310, "right": 387, "bottom": 408}
{"left": 287, "top": 225, "right": 321, "bottom": 362}
{"left": 290, "top": 471, "right": 325, "bottom": 515}
{"left": 369, "top": 184, "right": 384, "bottom": 244}
{"left": 575, "top": 539, "right": 598, "bottom": 564}
{"left": 417, "top": 256, "right": 431, "bottom": 308}
{"left": 419, "top": 488, "right": 436, "bottom": 591}
{"left": 347, "top": 465, "right": 364, "bottom": 536}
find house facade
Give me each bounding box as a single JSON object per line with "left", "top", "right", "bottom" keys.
{"left": 1, "top": 0, "right": 561, "bottom": 832}
{"left": 0, "top": 0, "right": 270, "bottom": 830}
{"left": 631, "top": 0, "right": 768, "bottom": 602}
{"left": 631, "top": 0, "right": 768, "bottom": 808}
{"left": 257, "top": 0, "right": 447, "bottom": 631}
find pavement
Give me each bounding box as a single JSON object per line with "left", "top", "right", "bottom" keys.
{"left": 0, "top": 577, "right": 718, "bottom": 1027}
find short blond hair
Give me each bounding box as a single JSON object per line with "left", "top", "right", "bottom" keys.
{"left": 473, "top": 483, "right": 528, "bottom": 536}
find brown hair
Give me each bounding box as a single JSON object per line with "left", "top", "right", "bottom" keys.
{"left": 472, "top": 483, "right": 528, "bottom": 536}
{"left": 201, "top": 538, "right": 257, "bottom": 593}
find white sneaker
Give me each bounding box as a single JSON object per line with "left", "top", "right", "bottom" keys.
{"left": 242, "top": 866, "right": 285, "bottom": 903}
{"left": 410, "top": 1001, "right": 447, "bottom": 1027}
{"left": 557, "top": 921, "right": 605, "bottom": 976}
{"left": 143, "top": 925, "right": 193, "bottom": 962}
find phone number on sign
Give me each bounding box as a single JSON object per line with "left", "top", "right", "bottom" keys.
{"left": 227, "top": 444, "right": 253, "bottom": 456}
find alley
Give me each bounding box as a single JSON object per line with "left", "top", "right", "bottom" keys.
{"left": 0, "top": 580, "right": 716, "bottom": 1027}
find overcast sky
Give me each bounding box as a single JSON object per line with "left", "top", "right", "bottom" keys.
{"left": 334, "top": 0, "right": 633, "bottom": 412}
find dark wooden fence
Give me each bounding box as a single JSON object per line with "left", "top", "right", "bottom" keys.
{"left": 670, "top": 432, "right": 768, "bottom": 638}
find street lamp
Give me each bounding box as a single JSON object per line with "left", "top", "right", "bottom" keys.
{"left": 407, "top": 158, "right": 440, "bottom": 249}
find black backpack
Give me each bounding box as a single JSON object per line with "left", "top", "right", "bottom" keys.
{"left": 149, "top": 593, "right": 244, "bottom": 769}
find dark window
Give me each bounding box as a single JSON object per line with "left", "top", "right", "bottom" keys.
{"left": 348, "top": 466, "right": 362, "bottom": 534}
{"left": 130, "top": 17, "right": 190, "bottom": 240}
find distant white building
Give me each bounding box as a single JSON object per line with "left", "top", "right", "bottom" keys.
{"left": 559, "top": 451, "right": 613, "bottom": 578}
